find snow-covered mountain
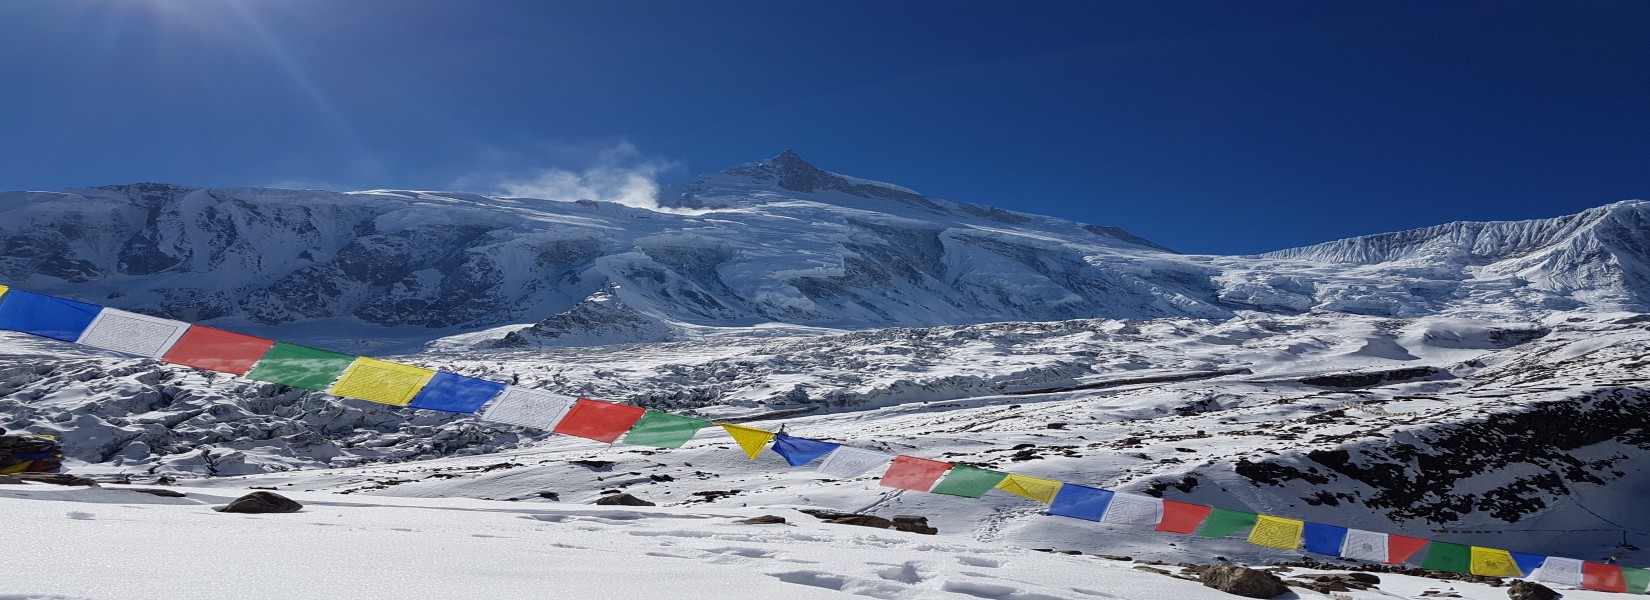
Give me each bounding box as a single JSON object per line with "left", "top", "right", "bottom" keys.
{"left": 2, "top": 152, "right": 1642, "bottom": 349}
{"left": 2, "top": 154, "right": 1648, "bottom": 581}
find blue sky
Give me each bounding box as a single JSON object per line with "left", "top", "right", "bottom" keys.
{"left": 1, "top": 1, "right": 1645, "bottom": 254}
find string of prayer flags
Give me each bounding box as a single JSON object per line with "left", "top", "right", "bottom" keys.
{"left": 553, "top": 398, "right": 646, "bottom": 443}
{"left": 161, "top": 326, "right": 276, "bottom": 376}
{"left": 1421, "top": 542, "right": 1473, "bottom": 575}
{"left": 1586, "top": 562, "right": 1630, "bottom": 593}
{"left": 1100, "top": 492, "right": 1163, "bottom": 526}
{"left": 1197, "top": 508, "right": 1259, "bottom": 538}
{"left": 480, "top": 386, "right": 577, "bottom": 430}
{"left": 880, "top": 455, "right": 954, "bottom": 492}
{"left": 1156, "top": 500, "right": 1213, "bottom": 534}
{"left": 815, "top": 446, "right": 894, "bottom": 478}
{"left": 76, "top": 308, "right": 189, "bottom": 358}
{"left": 1469, "top": 547, "right": 1525, "bottom": 578}
{"left": 1248, "top": 515, "right": 1305, "bottom": 550}
{"left": 1301, "top": 522, "right": 1349, "bottom": 556}
{"left": 995, "top": 474, "right": 1063, "bottom": 505}
{"left": 1536, "top": 557, "right": 1585, "bottom": 587}
{"left": 246, "top": 342, "right": 356, "bottom": 391}
{"left": 929, "top": 465, "right": 1008, "bottom": 499}
{"left": 623, "top": 411, "right": 710, "bottom": 448}
{"left": 405, "top": 371, "right": 505, "bottom": 413}
{"left": 0, "top": 289, "right": 102, "bottom": 342}
{"left": 1048, "top": 484, "right": 1114, "bottom": 521}
{"left": 718, "top": 423, "right": 776, "bottom": 459}
{"left": 769, "top": 435, "right": 839, "bottom": 466}
{"left": 328, "top": 357, "right": 436, "bottom": 407}
{"left": 1621, "top": 566, "right": 1650, "bottom": 595}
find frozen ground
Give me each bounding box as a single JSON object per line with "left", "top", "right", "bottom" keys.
{"left": 0, "top": 481, "right": 1626, "bottom": 600}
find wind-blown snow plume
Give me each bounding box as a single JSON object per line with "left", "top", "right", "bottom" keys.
{"left": 482, "top": 141, "right": 677, "bottom": 209}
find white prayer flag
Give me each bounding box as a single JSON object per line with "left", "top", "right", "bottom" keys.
{"left": 1339, "top": 528, "right": 1389, "bottom": 563}
{"left": 1534, "top": 556, "right": 1584, "bottom": 587}
{"left": 480, "top": 386, "right": 578, "bottom": 431}
{"left": 75, "top": 308, "right": 190, "bottom": 358}
{"left": 1100, "top": 492, "right": 1164, "bottom": 526}
{"left": 816, "top": 446, "right": 895, "bottom": 479}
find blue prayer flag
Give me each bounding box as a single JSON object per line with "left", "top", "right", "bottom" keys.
{"left": 0, "top": 290, "right": 102, "bottom": 342}
{"left": 1048, "top": 484, "right": 1114, "bottom": 521}
{"left": 770, "top": 435, "right": 840, "bottom": 466}
{"left": 406, "top": 371, "right": 506, "bottom": 413}
{"left": 1510, "top": 551, "right": 1547, "bottom": 577}
{"left": 1301, "top": 522, "right": 1349, "bottom": 556}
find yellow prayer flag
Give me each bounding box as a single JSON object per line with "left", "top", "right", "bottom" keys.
{"left": 1247, "top": 515, "right": 1304, "bottom": 550}
{"left": 328, "top": 357, "right": 436, "bottom": 406}
{"left": 1469, "top": 547, "right": 1524, "bottom": 577}
{"left": 994, "top": 474, "right": 1063, "bottom": 504}
{"left": 0, "top": 284, "right": 9, "bottom": 300}
{"left": 717, "top": 423, "right": 775, "bottom": 459}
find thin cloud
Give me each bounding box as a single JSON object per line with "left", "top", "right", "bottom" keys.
{"left": 458, "top": 141, "right": 679, "bottom": 210}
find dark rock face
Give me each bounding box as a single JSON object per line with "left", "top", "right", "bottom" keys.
{"left": 735, "top": 515, "right": 787, "bottom": 525}
{"left": 890, "top": 515, "right": 938, "bottom": 535}
{"left": 1506, "top": 580, "right": 1560, "bottom": 600}
{"left": 9, "top": 473, "right": 99, "bottom": 486}
{"left": 0, "top": 474, "right": 23, "bottom": 485}
{"left": 594, "top": 493, "right": 655, "bottom": 507}
{"left": 1199, "top": 564, "right": 1290, "bottom": 599}
{"left": 824, "top": 515, "right": 894, "bottom": 530}
{"left": 215, "top": 491, "right": 303, "bottom": 514}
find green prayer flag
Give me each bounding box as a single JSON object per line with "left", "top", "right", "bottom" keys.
{"left": 1622, "top": 566, "right": 1650, "bottom": 595}
{"left": 621, "top": 411, "right": 709, "bottom": 448}
{"left": 1420, "top": 542, "right": 1472, "bottom": 574}
{"left": 245, "top": 342, "right": 356, "bottom": 391}
{"left": 1196, "top": 508, "right": 1259, "bottom": 538}
{"left": 929, "top": 465, "right": 1009, "bottom": 498}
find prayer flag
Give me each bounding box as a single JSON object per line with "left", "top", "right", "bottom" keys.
{"left": 1301, "top": 522, "right": 1348, "bottom": 557}
{"left": 1421, "top": 542, "right": 1472, "bottom": 574}
{"left": 623, "top": 411, "right": 709, "bottom": 448}
{"left": 929, "top": 465, "right": 1009, "bottom": 498}
{"left": 1197, "top": 508, "right": 1258, "bottom": 538}
{"left": 718, "top": 423, "right": 775, "bottom": 459}
{"left": 0, "top": 290, "right": 102, "bottom": 342}
{"left": 1536, "top": 557, "right": 1584, "bottom": 587}
{"left": 553, "top": 399, "right": 646, "bottom": 443}
{"left": 879, "top": 455, "right": 953, "bottom": 492}
{"left": 996, "top": 474, "right": 1063, "bottom": 505}
{"left": 245, "top": 342, "right": 356, "bottom": 391}
{"left": 328, "top": 357, "right": 437, "bottom": 406}
{"left": 769, "top": 435, "right": 839, "bottom": 466}
{"left": 816, "top": 447, "right": 894, "bottom": 478}
{"left": 1623, "top": 566, "right": 1650, "bottom": 595}
{"left": 1469, "top": 547, "right": 1524, "bottom": 577}
{"left": 1248, "top": 515, "right": 1304, "bottom": 550}
{"left": 161, "top": 326, "right": 276, "bottom": 376}
{"left": 1340, "top": 529, "right": 1388, "bottom": 562}
{"left": 76, "top": 308, "right": 189, "bottom": 358}
{"left": 0, "top": 284, "right": 7, "bottom": 300}
{"left": 1100, "top": 492, "right": 1163, "bottom": 526}
{"left": 1584, "top": 562, "right": 1628, "bottom": 593}
{"left": 480, "top": 386, "right": 577, "bottom": 430}
{"left": 1509, "top": 552, "right": 1546, "bottom": 579}
{"left": 1155, "top": 500, "right": 1213, "bottom": 534}
{"left": 1048, "top": 484, "right": 1113, "bottom": 522}
{"left": 406, "top": 371, "right": 505, "bottom": 413}
{"left": 1388, "top": 535, "right": 1430, "bottom": 564}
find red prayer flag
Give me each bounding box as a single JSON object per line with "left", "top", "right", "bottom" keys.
{"left": 1388, "top": 535, "right": 1431, "bottom": 564}
{"left": 879, "top": 456, "right": 954, "bottom": 492}
{"left": 1155, "top": 500, "right": 1214, "bottom": 534}
{"left": 1583, "top": 562, "right": 1628, "bottom": 593}
{"left": 551, "top": 398, "right": 646, "bottom": 443}
{"left": 160, "top": 326, "right": 277, "bottom": 376}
